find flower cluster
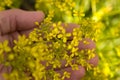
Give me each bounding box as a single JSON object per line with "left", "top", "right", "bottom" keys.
{"left": 0, "top": 12, "right": 96, "bottom": 80}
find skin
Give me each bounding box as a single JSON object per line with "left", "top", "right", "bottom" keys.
{"left": 0, "top": 9, "right": 98, "bottom": 80}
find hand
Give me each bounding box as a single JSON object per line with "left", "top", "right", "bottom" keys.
{"left": 0, "top": 9, "right": 45, "bottom": 80}
{"left": 0, "top": 9, "right": 44, "bottom": 46}
{"left": 0, "top": 9, "right": 98, "bottom": 80}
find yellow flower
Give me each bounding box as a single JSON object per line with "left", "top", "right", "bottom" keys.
{"left": 71, "top": 64, "right": 79, "bottom": 70}
{"left": 57, "top": 34, "right": 63, "bottom": 38}
{"left": 54, "top": 42, "right": 60, "bottom": 49}
{"left": 83, "top": 40, "right": 90, "bottom": 45}
{"left": 8, "top": 53, "right": 14, "bottom": 60}
{"left": 103, "top": 63, "right": 111, "bottom": 77}
{"left": 35, "top": 21, "right": 39, "bottom": 26}
{"left": 67, "top": 44, "right": 72, "bottom": 50}
{"left": 63, "top": 37, "right": 67, "bottom": 43}
{"left": 4, "top": 0, "right": 12, "bottom": 7}
{"left": 71, "top": 47, "right": 78, "bottom": 53}
{"left": 62, "top": 71, "right": 70, "bottom": 80}
{"left": 28, "top": 61, "right": 35, "bottom": 69}
{"left": 0, "top": 40, "right": 11, "bottom": 52}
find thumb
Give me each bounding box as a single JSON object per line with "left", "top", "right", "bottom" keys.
{"left": 0, "top": 9, "right": 45, "bottom": 35}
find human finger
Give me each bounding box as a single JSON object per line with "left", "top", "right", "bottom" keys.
{"left": 56, "top": 66, "right": 85, "bottom": 80}
{"left": 0, "top": 9, "right": 45, "bottom": 35}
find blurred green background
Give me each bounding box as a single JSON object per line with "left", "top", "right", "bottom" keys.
{"left": 0, "top": 0, "right": 120, "bottom": 80}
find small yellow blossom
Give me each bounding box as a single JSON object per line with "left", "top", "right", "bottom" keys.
{"left": 8, "top": 53, "right": 14, "bottom": 60}
{"left": 71, "top": 47, "right": 78, "bottom": 53}
{"left": 62, "top": 71, "right": 70, "bottom": 80}
{"left": 35, "top": 22, "right": 39, "bottom": 26}
{"left": 57, "top": 34, "right": 63, "bottom": 38}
